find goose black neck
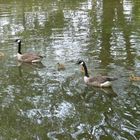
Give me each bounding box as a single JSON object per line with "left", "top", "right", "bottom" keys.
{"left": 82, "top": 63, "right": 89, "bottom": 77}
{"left": 18, "top": 42, "right": 22, "bottom": 54}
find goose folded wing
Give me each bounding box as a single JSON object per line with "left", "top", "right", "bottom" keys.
{"left": 88, "top": 76, "right": 117, "bottom": 83}
{"left": 21, "top": 53, "right": 43, "bottom": 62}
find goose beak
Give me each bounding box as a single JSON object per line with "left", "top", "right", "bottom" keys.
{"left": 15, "top": 39, "right": 18, "bottom": 42}
{"left": 76, "top": 60, "right": 81, "bottom": 65}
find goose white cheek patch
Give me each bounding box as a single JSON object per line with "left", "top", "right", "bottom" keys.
{"left": 80, "top": 62, "right": 84, "bottom": 65}
{"left": 17, "top": 40, "right": 21, "bottom": 43}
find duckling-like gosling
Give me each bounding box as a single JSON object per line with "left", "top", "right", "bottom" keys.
{"left": 57, "top": 62, "right": 65, "bottom": 71}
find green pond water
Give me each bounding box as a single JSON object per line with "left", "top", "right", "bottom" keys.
{"left": 0, "top": 0, "right": 140, "bottom": 139}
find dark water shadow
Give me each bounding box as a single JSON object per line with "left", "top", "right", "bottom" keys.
{"left": 81, "top": 86, "right": 118, "bottom": 100}
{"left": 17, "top": 62, "right": 46, "bottom": 77}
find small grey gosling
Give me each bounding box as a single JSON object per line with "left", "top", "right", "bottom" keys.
{"left": 15, "top": 39, "right": 43, "bottom": 63}
{"left": 77, "top": 60, "right": 117, "bottom": 87}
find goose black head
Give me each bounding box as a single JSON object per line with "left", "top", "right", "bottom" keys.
{"left": 15, "top": 39, "right": 21, "bottom": 43}
{"left": 76, "top": 60, "right": 85, "bottom": 66}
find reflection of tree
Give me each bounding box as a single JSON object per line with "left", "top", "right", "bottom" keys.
{"left": 21, "top": 0, "right": 86, "bottom": 37}
{"left": 99, "top": 0, "right": 115, "bottom": 66}
{"left": 94, "top": 0, "right": 135, "bottom": 67}
{"left": 100, "top": 0, "right": 134, "bottom": 65}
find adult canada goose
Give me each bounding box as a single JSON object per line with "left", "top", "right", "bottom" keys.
{"left": 77, "top": 60, "right": 117, "bottom": 87}
{"left": 15, "top": 39, "right": 43, "bottom": 63}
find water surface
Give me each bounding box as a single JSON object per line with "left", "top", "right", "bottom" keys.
{"left": 0, "top": 0, "right": 140, "bottom": 139}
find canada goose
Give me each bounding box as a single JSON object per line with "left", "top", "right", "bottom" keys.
{"left": 15, "top": 39, "right": 43, "bottom": 63}
{"left": 129, "top": 74, "right": 140, "bottom": 81}
{"left": 77, "top": 60, "right": 117, "bottom": 87}
{"left": 57, "top": 62, "right": 65, "bottom": 71}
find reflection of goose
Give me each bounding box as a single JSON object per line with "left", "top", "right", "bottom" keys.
{"left": 17, "top": 61, "right": 45, "bottom": 69}
{"left": 15, "top": 39, "right": 44, "bottom": 63}
{"left": 77, "top": 60, "right": 117, "bottom": 87}
{"left": 17, "top": 62, "right": 45, "bottom": 77}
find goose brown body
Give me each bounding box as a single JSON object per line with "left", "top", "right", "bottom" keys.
{"left": 15, "top": 39, "right": 43, "bottom": 63}
{"left": 77, "top": 60, "right": 117, "bottom": 87}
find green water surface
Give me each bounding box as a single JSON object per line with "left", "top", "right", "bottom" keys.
{"left": 0, "top": 0, "right": 140, "bottom": 139}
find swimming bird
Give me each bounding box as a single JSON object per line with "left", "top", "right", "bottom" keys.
{"left": 15, "top": 39, "right": 43, "bottom": 63}
{"left": 129, "top": 74, "right": 140, "bottom": 81}
{"left": 57, "top": 62, "right": 65, "bottom": 71}
{"left": 77, "top": 60, "right": 117, "bottom": 87}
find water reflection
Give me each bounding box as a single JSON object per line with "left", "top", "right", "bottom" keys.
{"left": 90, "top": 0, "right": 135, "bottom": 67}
{"left": 0, "top": 0, "right": 140, "bottom": 139}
